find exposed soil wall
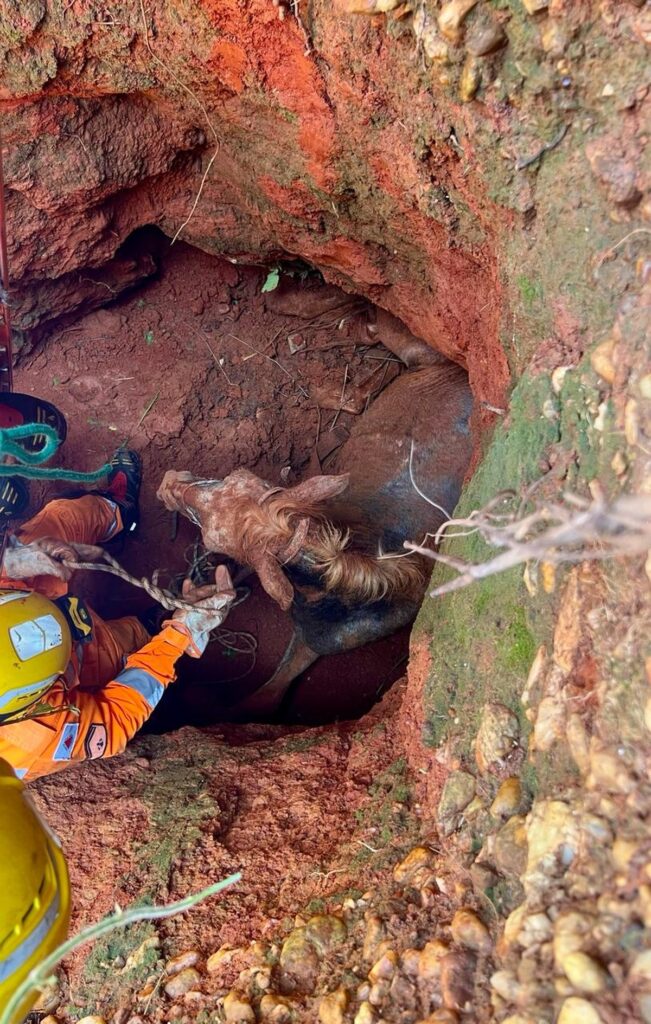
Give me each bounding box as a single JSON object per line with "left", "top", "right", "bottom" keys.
{"left": 3, "top": 1, "right": 651, "bottom": 1023}
{"left": 1, "top": 0, "right": 516, "bottom": 408}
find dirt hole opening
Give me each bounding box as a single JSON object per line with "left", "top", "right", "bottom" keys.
{"left": 16, "top": 228, "right": 474, "bottom": 730}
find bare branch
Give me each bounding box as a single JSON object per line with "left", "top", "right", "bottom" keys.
{"left": 404, "top": 491, "right": 651, "bottom": 599}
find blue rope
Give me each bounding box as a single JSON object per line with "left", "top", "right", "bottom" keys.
{"left": 0, "top": 423, "right": 112, "bottom": 482}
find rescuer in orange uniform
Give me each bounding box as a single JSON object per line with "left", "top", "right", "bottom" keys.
{"left": 0, "top": 450, "right": 236, "bottom": 781}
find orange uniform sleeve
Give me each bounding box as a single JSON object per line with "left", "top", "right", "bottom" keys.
{"left": 0, "top": 626, "right": 191, "bottom": 782}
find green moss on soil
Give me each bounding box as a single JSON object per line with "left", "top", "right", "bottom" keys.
{"left": 415, "top": 371, "right": 561, "bottom": 753}
{"left": 134, "top": 754, "right": 218, "bottom": 891}
{"left": 71, "top": 921, "right": 159, "bottom": 1015}
{"left": 463, "top": 11, "right": 650, "bottom": 378}
{"left": 414, "top": 351, "right": 607, "bottom": 761}
{"left": 418, "top": 561, "right": 540, "bottom": 754}
{"left": 350, "top": 756, "right": 420, "bottom": 869}
{"left": 72, "top": 749, "right": 220, "bottom": 1009}
{"left": 414, "top": 283, "right": 647, "bottom": 799}
{"left": 498, "top": 603, "right": 537, "bottom": 675}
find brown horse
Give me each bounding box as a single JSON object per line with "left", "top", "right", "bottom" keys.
{"left": 158, "top": 322, "right": 473, "bottom": 715}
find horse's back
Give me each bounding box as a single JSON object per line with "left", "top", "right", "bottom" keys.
{"left": 329, "top": 362, "right": 473, "bottom": 549}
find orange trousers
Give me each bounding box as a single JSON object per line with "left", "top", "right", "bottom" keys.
{"left": 16, "top": 496, "right": 151, "bottom": 686}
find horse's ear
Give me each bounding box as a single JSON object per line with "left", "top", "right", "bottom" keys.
{"left": 251, "top": 552, "right": 294, "bottom": 611}
{"left": 286, "top": 474, "right": 350, "bottom": 506}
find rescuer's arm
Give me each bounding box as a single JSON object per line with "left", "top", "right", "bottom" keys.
{"left": 0, "top": 569, "right": 235, "bottom": 780}
{"left": 0, "top": 626, "right": 194, "bottom": 779}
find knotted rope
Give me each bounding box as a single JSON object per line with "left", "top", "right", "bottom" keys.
{"left": 64, "top": 549, "right": 201, "bottom": 613}
{"left": 62, "top": 549, "right": 257, "bottom": 660}
{"left": 0, "top": 422, "right": 257, "bottom": 660}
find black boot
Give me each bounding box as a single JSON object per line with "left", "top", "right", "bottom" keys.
{"left": 102, "top": 449, "right": 142, "bottom": 534}
{"left": 0, "top": 393, "right": 67, "bottom": 452}
{"left": 0, "top": 476, "right": 29, "bottom": 519}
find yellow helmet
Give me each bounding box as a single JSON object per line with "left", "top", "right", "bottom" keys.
{"left": 0, "top": 589, "right": 71, "bottom": 722}
{"left": 0, "top": 759, "right": 71, "bottom": 1023}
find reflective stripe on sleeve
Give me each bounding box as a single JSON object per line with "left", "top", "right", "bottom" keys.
{"left": 0, "top": 891, "right": 60, "bottom": 983}
{"left": 115, "top": 667, "right": 165, "bottom": 708}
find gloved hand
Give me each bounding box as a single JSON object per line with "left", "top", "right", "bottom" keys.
{"left": 2, "top": 536, "right": 104, "bottom": 581}
{"left": 165, "top": 564, "right": 236, "bottom": 657}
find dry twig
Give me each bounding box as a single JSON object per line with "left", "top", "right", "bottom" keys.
{"left": 405, "top": 491, "right": 651, "bottom": 599}
{"left": 515, "top": 124, "right": 568, "bottom": 171}
{"left": 331, "top": 363, "right": 349, "bottom": 430}
{"left": 290, "top": 0, "right": 313, "bottom": 54}
{"left": 135, "top": 390, "right": 160, "bottom": 430}
{"left": 203, "top": 338, "right": 236, "bottom": 387}
{"left": 227, "top": 332, "right": 309, "bottom": 397}
{"left": 1, "top": 874, "right": 241, "bottom": 1024}
{"left": 592, "top": 228, "right": 651, "bottom": 278}
{"left": 138, "top": 0, "right": 220, "bottom": 244}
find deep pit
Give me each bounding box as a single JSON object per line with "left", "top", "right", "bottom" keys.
{"left": 2, "top": 2, "right": 650, "bottom": 1022}
{"left": 14, "top": 234, "right": 474, "bottom": 727}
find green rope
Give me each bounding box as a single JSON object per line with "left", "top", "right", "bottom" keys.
{"left": 0, "top": 422, "right": 59, "bottom": 464}
{"left": 0, "top": 423, "right": 113, "bottom": 483}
